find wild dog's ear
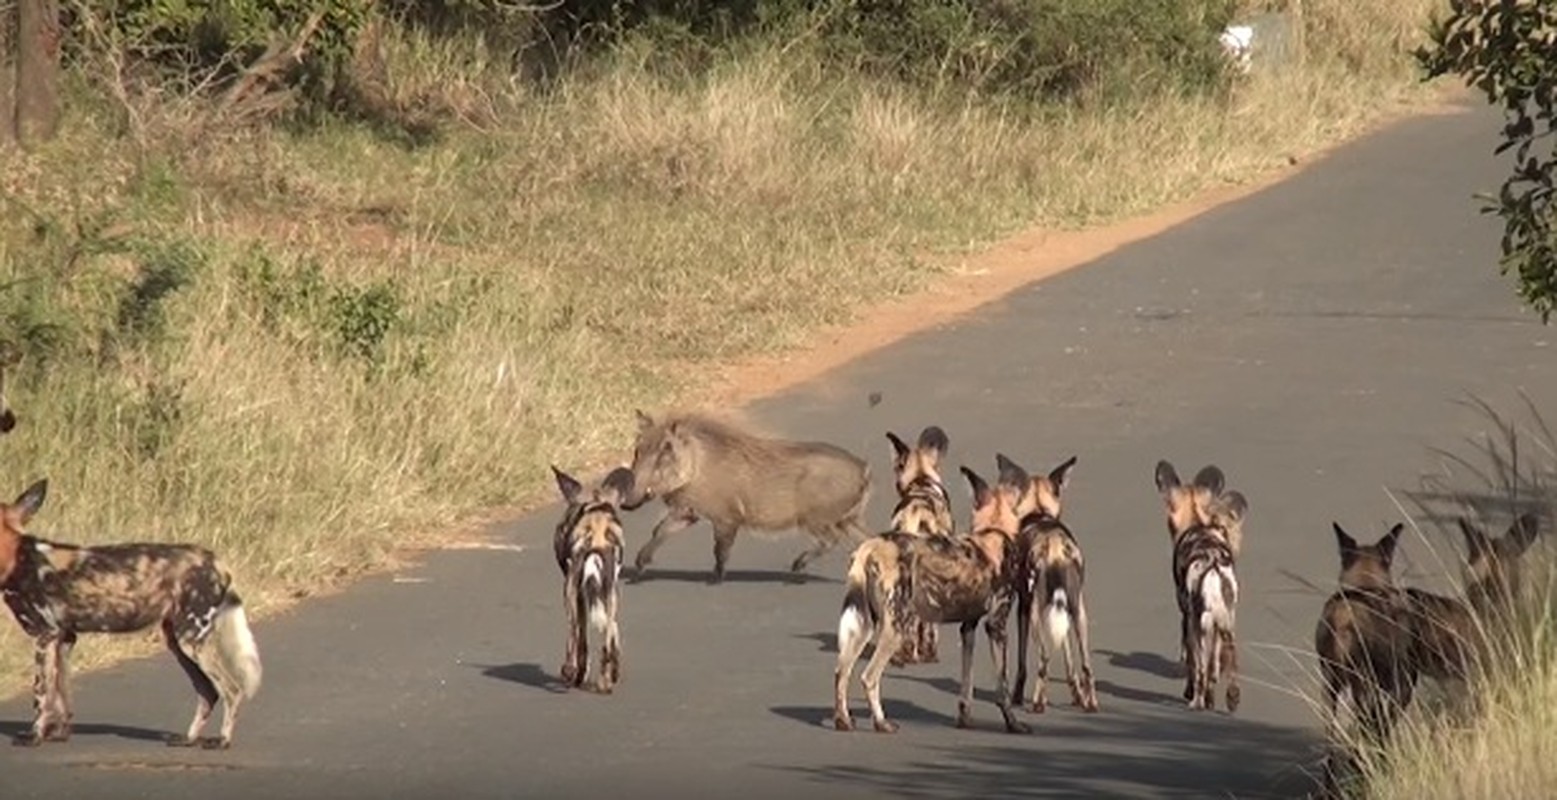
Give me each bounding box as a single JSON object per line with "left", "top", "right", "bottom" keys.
{"left": 995, "top": 453, "right": 1030, "bottom": 492}
{"left": 1458, "top": 517, "right": 1492, "bottom": 560}
{"left": 886, "top": 431, "right": 912, "bottom": 465}
{"left": 1503, "top": 512, "right": 1542, "bottom": 557}
{"left": 11, "top": 479, "right": 47, "bottom": 523}
{"left": 1333, "top": 522, "right": 1358, "bottom": 556}
{"left": 551, "top": 465, "right": 584, "bottom": 505}
{"left": 961, "top": 466, "right": 993, "bottom": 510}
{"left": 1192, "top": 465, "right": 1226, "bottom": 496}
{"left": 917, "top": 425, "right": 949, "bottom": 458}
{"left": 1378, "top": 522, "right": 1405, "bottom": 564}
{"left": 634, "top": 409, "right": 654, "bottom": 432}
{"left": 1048, "top": 455, "right": 1078, "bottom": 493}
{"left": 598, "top": 467, "right": 635, "bottom": 507}
{"left": 1218, "top": 490, "right": 1248, "bottom": 524}
{"left": 1155, "top": 460, "right": 1181, "bottom": 494}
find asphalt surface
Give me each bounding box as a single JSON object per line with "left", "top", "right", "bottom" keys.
{"left": 3, "top": 93, "right": 1550, "bottom": 800}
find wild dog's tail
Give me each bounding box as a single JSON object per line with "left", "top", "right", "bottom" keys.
{"left": 208, "top": 590, "right": 264, "bottom": 701}
{"left": 839, "top": 537, "right": 896, "bottom": 648}
{"left": 1043, "top": 589, "right": 1071, "bottom": 650}
{"left": 1198, "top": 559, "right": 1238, "bottom": 637}
{"left": 581, "top": 548, "right": 618, "bottom": 635}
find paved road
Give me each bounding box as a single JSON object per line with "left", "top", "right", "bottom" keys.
{"left": 3, "top": 94, "right": 1550, "bottom": 800}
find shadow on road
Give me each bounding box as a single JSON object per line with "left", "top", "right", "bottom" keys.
{"left": 795, "top": 631, "right": 837, "bottom": 653}
{"left": 0, "top": 719, "right": 171, "bottom": 743}
{"left": 1098, "top": 649, "right": 1182, "bottom": 680}
{"left": 627, "top": 568, "right": 839, "bottom": 586}
{"left": 469, "top": 662, "right": 570, "bottom": 693}
{"left": 771, "top": 696, "right": 958, "bottom": 730}
{"left": 765, "top": 703, "right": 1326, "bottom": 799}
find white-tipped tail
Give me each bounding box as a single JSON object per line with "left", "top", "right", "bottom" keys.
{"left": 212, "top": 600, "right": 263, "bottom": 700}
{"left": 838, "top": 606, "right": 868, "bottom": 654}
{"left": 583, "top": 553, "right": 610, "bottom": 634}
{"left": 1200, "top": 567, "right": 1237, "bottom": 635}
{"left": 1043, "top": 589, "right": 1071, "bottom": 648}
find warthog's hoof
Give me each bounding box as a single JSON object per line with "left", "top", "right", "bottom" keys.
{"left": 11, "top": 731, "right": 43, "bottom": 747}
{"left": 872, "top": 719, "right": 900, "bottom": 734}
{"left": 833, "top": 715, "right": 854, "bottom": 732}
{"left": 955, "top": 713, "right": 974, "bottom": 730}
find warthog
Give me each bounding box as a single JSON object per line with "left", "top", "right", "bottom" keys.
{"left": 621, "top": 409, "right": 872, "bottom": 583}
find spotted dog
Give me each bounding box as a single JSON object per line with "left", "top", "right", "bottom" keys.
{"left": 552, "top": 465, "right": 633, "bottom": 693}
{"left": 0, "top": 479, "right": 262, "bottom": 749}
{"left": 884, "top": 425, "right": 956, "bottom": 667}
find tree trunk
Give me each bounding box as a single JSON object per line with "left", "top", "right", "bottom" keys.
{"left": 15, "top": 0, "right": 59, "bottom": 146}
{"left": 0, "top": 2, "right": 16, "bottom": 146}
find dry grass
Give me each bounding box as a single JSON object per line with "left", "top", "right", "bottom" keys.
{"left": 0, "top": 4, "right": 1449, "bottom": 694}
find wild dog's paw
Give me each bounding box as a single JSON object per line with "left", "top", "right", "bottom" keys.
{"left": 872, "top": 719, "right": 900, "bottom": 734}
{"left": 199, "top": 736, "right": 231, "bottom": 750}
{"left": 11, "top": 731, "right": 43, "bottom": 747}
{"left": 166, "top": 734, "right": 198, "bottom": 748}
{"left": 832, "top": 715, "right": 855, "bottom": 732}
{"left": 1225, "top": 684, "right": 1241, "bottom": 713}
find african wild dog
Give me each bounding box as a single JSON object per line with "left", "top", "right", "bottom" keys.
{"left": 1154, "top": 460, "right": 1247, "bottom": 707}
{"left": 1400, "top": 514, "right": 1540, "bottom": 701}
{"left": 1001, "top": 453, "right": 1097, "bottom": 714}
{"left": 832, "top": 465, "right": 1030, "bottom": 735}
{"left": 1314, "top": 522, "right": 1415, "bottom": 744}
{"left": 1154, "top": 460, "right": 1246, "bottom": 711}
{"left": 0, "top": 479, "right": 263, "bottom": 749}
{"left": 621, "top": 409, "right": 872, "bottom": 583}
{"left": 884, "top": 425, "right": 955, "bottom": 667}
{"left": 551, "top": 465, "right": 633, "bottom": 693}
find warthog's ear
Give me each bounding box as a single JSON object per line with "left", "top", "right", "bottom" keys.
{"left": 599, "top": 467, "right": 635, "bottom": 507}
{"left": 1332, "top": 522, "right": 1358, "bottom": 557}
{"left": 995, "top": 453, "right": 1029, "bottom": 492}
{"left": 961, "top": 466, "right": 993, "bottom": 510}
{"left": 1458, "top": 517, "right": 1491, "bottom": 561}
{"left": 1218, "top": 490, "right": 1248, "bottom": 524}
{"left": 917, "top": 426, "right": 949, "bottom": 458}
{"left": 886, "top": 431, "right": 912, "bottom": 465}
{"left": 634, "top": 409, "right": 655, "bottom": 432}
{"left": 1192, "top": 465, "right": 1225, "bottom": 496}
{"left": 1504, "top": 512, "right": 1542, "bottom": 557}
{"left": 1378, "top": 522, "right": 1405, "bottom": 565}
{"left": 12, "top": 478, "right": 47, "bottom": 523}
{"left": 1154, "top": 460, "right": 1181, "bottom": 494}
{"left": 551, "top": 465, "right": 583, "bottom": 505}
{"left": 1048, "top": 456, "right": 1078, "bottom": 494}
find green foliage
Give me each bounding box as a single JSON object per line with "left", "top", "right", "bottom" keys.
{"left": 68, "top": 0, "right": 372, "bottom": 105}
{"left": 1417, "top": 0, "right": 1557, "bottom": 322}
{"left": 816, "top": 0, "right": 1239, "bottom": 102}
{"left": 231, "top": 247, "right": 406, "bottom": 374}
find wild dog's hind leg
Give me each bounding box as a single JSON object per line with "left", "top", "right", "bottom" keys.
{"left": 163, "top": 621, "right": 221, "bottom": 748}
{"left": 860, "top": 618, "right": 906, "bottom": 733}
{"left": 1221, "top": 628, "right": 1240, "bottom": 713}
{"left": 561, "top": 566, "right": 582, "bottom": 686}
{"left": 833, "top": 603, "right": 874, "bottom": 732}
{"left": 1072, "top": 597, "right": 1099, "bottom": 712}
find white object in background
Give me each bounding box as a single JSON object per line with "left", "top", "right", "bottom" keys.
{"left": 1219, "top": 25, "right": 1255, "bottom": 74}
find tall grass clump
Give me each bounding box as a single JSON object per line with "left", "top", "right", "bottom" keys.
{"left": 1320, "top": 394, "right": 1557, "bottom": 798}
{"left": 0, "top": 0, "right": 1450, "bottom": 690}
